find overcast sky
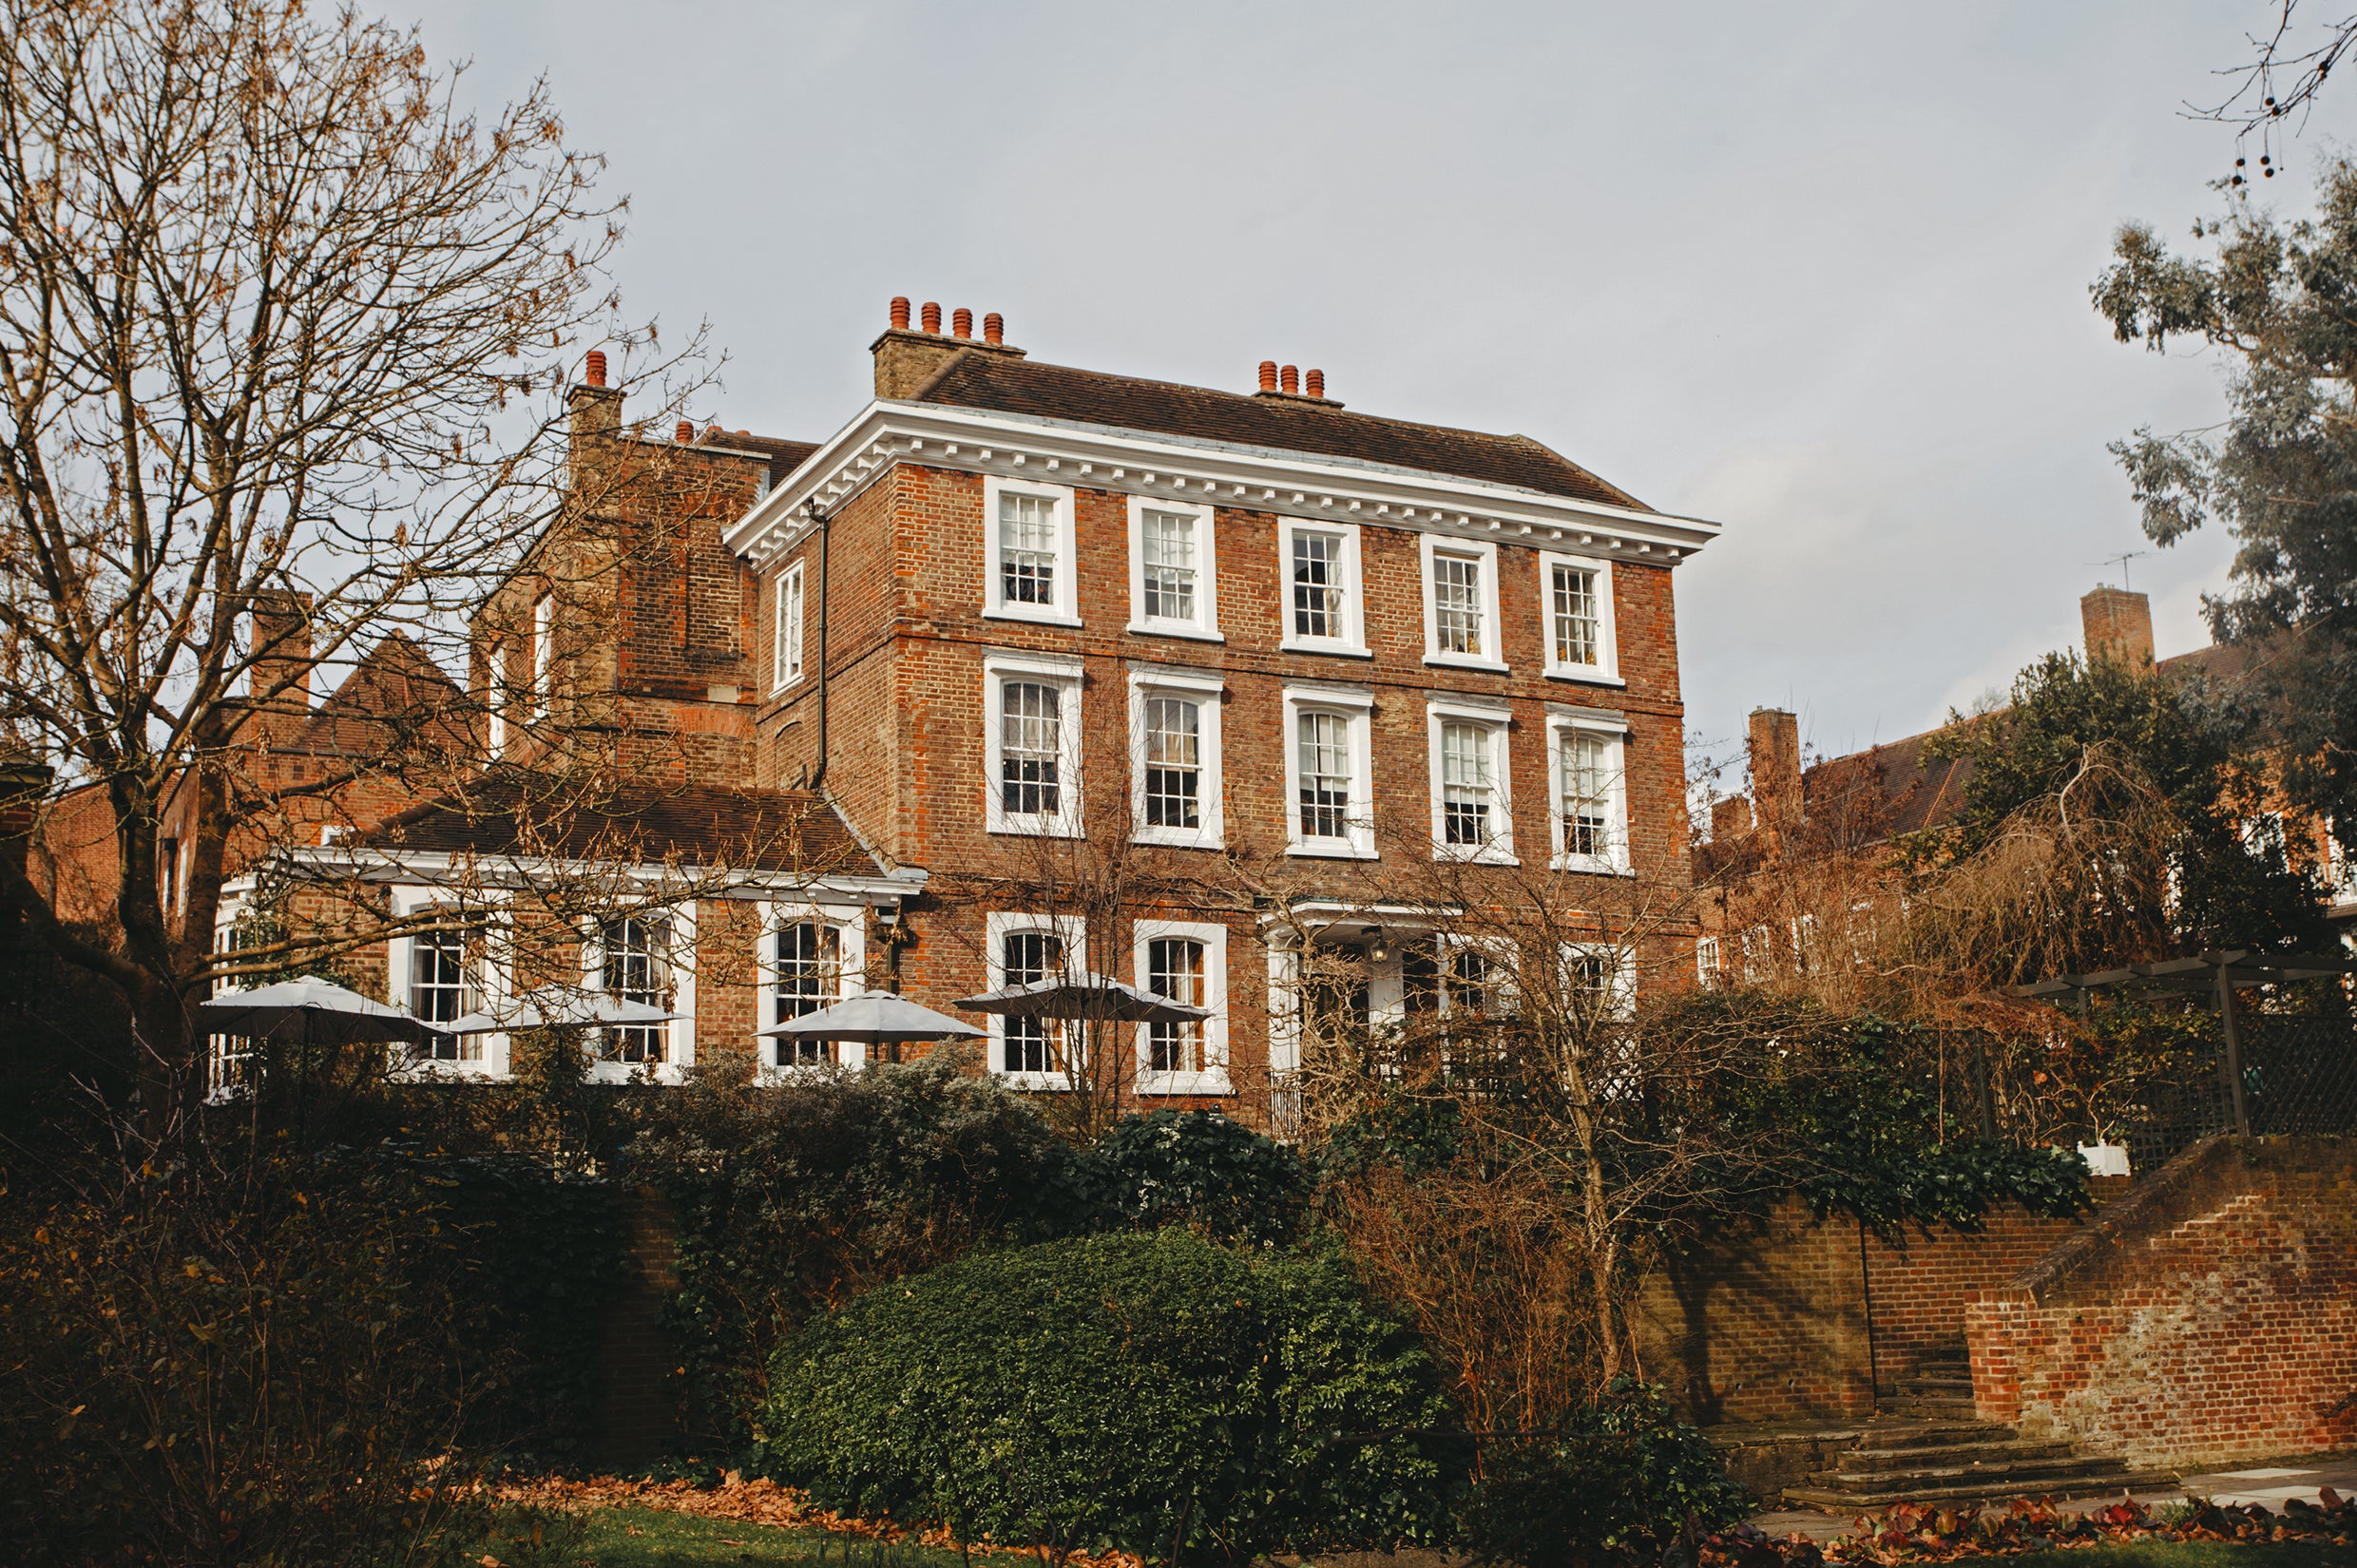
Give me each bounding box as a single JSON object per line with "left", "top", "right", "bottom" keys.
{"left": 412, "top": 0, "right": 2350, "bottom": 773}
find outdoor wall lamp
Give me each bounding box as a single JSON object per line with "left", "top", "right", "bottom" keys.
{"left": 1361, "top": 925, "right": 1389, "bottom": 963}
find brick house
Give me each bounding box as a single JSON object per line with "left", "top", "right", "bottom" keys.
{"left": 230, "top": 302, "right": 1718, "bottom": 1122}
{"left": 1695, "top": 583, "right": 2357, "bottom": 993}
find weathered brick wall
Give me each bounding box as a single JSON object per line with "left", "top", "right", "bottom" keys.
{"left": 1966, "top": 1136, "right": 2357, "bottom": 1468}
{"left": 1633, "top": 1186, "right": 2128, "bottom": 1426}
{"left": 1860, "top": 1180, "right": 2128, "bottom": 1389}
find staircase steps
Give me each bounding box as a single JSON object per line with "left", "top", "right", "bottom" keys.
{"left": 1781, "top": 1351, "right": 2177, "bottom": 1508}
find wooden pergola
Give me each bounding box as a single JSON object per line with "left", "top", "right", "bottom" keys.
{"left": 2004, "top": 948, "right": 2357, "bottom": 1137}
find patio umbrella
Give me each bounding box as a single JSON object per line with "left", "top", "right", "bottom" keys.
{"left": 954, "top": 972, "right": 1211, "bottom": 1023}
{"left": 195, "top": 976, "right": 450, "bottom": 1047}
{"left": 757, "top": 989, "right": 984, "bottom": 1045}
{"left": 439, "top": 986, "right": 683, "bottom": 1035}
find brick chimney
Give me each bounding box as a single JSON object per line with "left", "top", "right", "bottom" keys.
{"left": 2081, "top": 584, "right": 2155, "bottom": 665}
{"left": 1711, "top": 793, "right": 1754, "bottom": 842}
{"left": 250, "top": 590, "right": 316, "bottom": 747}
{"left": 1748, "top": 708, "right": 1802, "bottom": 841}
{"left": 872, "top": 297, "right": 1025, "bottom": 399}
{"left": 568, "top": 349, "right": 623, "bottom": 442}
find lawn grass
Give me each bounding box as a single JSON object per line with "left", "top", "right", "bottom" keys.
{"left": 1988, "top": 1544, "right": 2351, "bottom": 1568}
{"left": 578, "top": 1506, "right": 971, "bottom": 1568}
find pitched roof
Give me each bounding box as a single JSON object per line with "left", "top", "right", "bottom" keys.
{"left": 908, "top": 351, "right": 1650, "bottom": 510}
{"left": 354, "top": 774, "right": 878, "bottom": 876}
{"left": 1802, "top": 727, "right": 1976, "bottom": 839}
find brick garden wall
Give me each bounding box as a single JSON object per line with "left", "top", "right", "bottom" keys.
{"left": 1633, "top": 1184, "right": 2126, "bottom": 1427}
{"left": 1966, "top": 1136, "right": 2357, "bottom": 1468}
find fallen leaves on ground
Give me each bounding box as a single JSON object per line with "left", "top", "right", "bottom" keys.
{"left": 497, "top": 1472, "right": 1144, "bottom": 1568}
{"left": 1696, "top": 1489, "right": 2356, "bottom": 1565}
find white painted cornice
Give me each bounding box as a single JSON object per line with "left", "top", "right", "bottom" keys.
{"left": 722, "top": 400, "right": 1721, "bottom": 572}
{"left": 271, "top": 844, "right": 926, "bottom": 905}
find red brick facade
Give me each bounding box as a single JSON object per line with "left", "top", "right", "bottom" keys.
{"left": 1966, "top": 1136, "right": 2357, "bottom": 1467}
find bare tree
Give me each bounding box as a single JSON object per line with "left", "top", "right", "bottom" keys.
{"left": 0, "top": 0, "right": 706, "bottom": 1132}
{"left": 2188, "top": 1, "right": 2357, "bottom": 180}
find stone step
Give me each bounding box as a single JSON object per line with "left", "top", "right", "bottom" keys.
{"left": 1849, "top": 1421, "right": 2016, "bottom": 1451}
{"left": 1828, "top": 1452, "right": 2142, "bottom": 1489}
{"left": 1784, "top": 1467, "right": 2178, "bottom": 1509}
{"left": 1841, "top": 1439, "right": 2079, "bottom": 1474}
{"left": 1877, "top": 1396, "right": 1979, "bottom": 1420}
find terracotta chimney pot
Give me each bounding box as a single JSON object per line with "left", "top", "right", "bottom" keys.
{"left": 983, "top": 313, "right": 1004, "bottom": 345}
{"left": 890, "top": 296, "right": 911, "bottom": 331}
{"left": 584, "top": 350, "right": 607, "bottom": 388}
{"left": 920, "top": 301, "right": 942, "bottom": 335}
{"left": 1257, "top": 360, "right": 1278, "bottom": 392}
{"left": 952, "top": 307, "right": 973, "bottom": 339}
{"left": 676, "top": 420, "right": 695, "bottom": 443}
{"left": 705, "top": 423, "right": 723, "bottom": 441}
{"left": 1280, "top": 365, "right": 1299, "bottom": 394}
{"left": 1306, "top": 369, "right": 1325, "bottom": 399}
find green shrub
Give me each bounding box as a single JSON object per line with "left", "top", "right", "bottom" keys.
{"left": 760, "top": 1228, "right": 1451, "bottom": 1565}
{"left": 626, "top": 1058, "right": 1062, "bottom": 1444}
{"left": 1048, "top": 1108, "right": 1312, "bottom": 1244}
{"left": 1458, "top": 1380, "right": 1749, "bottom": 1568}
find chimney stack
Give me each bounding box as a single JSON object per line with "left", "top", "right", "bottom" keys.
{"left": 250, "top": 590, "right": 316, "bottom": 748}
{"left": 1748, "top": 708, "right": 1802, "bottom": 843}
{"left": 872, "top": 296, "right": 1025, "bottom": 398}
{"left": 2081, "top": 584, "right": 2156, "bottom": 666}
{"left": 1711, "top": 793, "right": 1754, "bottom": 842}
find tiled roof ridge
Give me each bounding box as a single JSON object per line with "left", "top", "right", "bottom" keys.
{"left": 912, "top": 352, "right": 1650, "bottom": 512}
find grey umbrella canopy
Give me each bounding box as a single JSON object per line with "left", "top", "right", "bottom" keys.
{"left": 955, "top": 972, "right": 1211, "bottom": 1023}
{"left": 195, "top": 976, "right": 450, "bottom": 1047}
{"left": 757, "top": 989, "right": 984, "bottom": 1045}
{"left": 440, "top": 987, "right": 683, "bottom": 1035}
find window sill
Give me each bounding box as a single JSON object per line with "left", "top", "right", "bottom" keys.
{"left": 1434, "top": 844, "right": 1521, "bottom": 867}
{"left": 1424, "top": 653, "right": 1511, "bottom": 674}
{"left": 1126, "top": 621, "right": 1225, "bottom": 643}
{"left": 391, "top": 1061, "right": 508, "bottom": 1082}
{"left": 988, "top": 819, "right": 1085, "bottom": 839}
{"left": 1138, "top": 1072, "right": 1233, "bottom": 1097}
{"left": 1287, "top": 840, "right": 1379, "bottom": 861}
{"left": 984, "top": 605, "right": 1084, "bottom": 629}
{"left": 1552, "top": 854, "right": 1635, "bottom": 877}
{"left": 1544, "top": 667, "right": 1626, "bottom": 688}
{"left": 1279, "top": 639, "right": 1372, "bottom": 660}
{"left": 993, "top": 1070, "right": 1077, "bottom": 1092}
{"left": 584, "top": 1061, "right": 690, "bottom": 1086}
{"left": 770, "top": 675, "right": 807, "bottom": 698}
{"left": 1132, "top": 828, "right": 1227, "bottom": 851}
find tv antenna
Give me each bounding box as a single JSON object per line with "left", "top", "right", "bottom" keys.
{"left": 2091, "top": 549, "right": 2150, "bottom": 590}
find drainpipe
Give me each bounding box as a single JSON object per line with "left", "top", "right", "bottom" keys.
{"left": 804, "top": 498, "right": 833, "bottom": 794}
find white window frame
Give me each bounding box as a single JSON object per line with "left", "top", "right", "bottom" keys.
{"left": 387, "top": 885, "right": 510, "bottom": 1080}
{"left": 1545, "top": 708, "right": 1632, "bottom": 875}
{"left": 1133, "top": 918, "right": 1230, "bottom": 1097}
{"left": 581, "top": 900, "right": 697, "bottom": 1084}
{"left": 485, "top": 640, "right": 508, "bottom": 758}
{"left": 1128, "top": 667, "right": 1225, "bottom": 850}
{"left": 983, "top": 475, "right": 1081, "bottom": 627}
{"left": 1282, "top": 684, "right": 1377, "bottom": 860}
{"left": 1276, "top": 519, "right": 1369, "bottom": 658}
{"left": 1425, "top": 698, "right": 1518, "bottom": 865}
{"left": 1127, "top": 496, "right": 1221, "bottom": 641}
{"left": 1696, "top": 934, "right": 1722, "bottom": 987}
{"left": 531, "top": 593, "right": 553, "bottom": 719}
{"left": 755, "top": 899, "right": 868, "bottom": 1078}
{"left": 985, "top": 650, "right": 1085, "bottom": 837}
{"left": 773, "top": 561, "right": 806, "bottom": 694}
{"left": 1539, "top": 550, "right": 1621, "bottom": 685}
{"left": 986, "top": 909, "right": 1088, "bottom": 1090}
{"left": 1562, "top": 939, "right": 1638, "bottom": 1023}
{"left": 1420, "top": 534, "right": 1506, "bottom": 672}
